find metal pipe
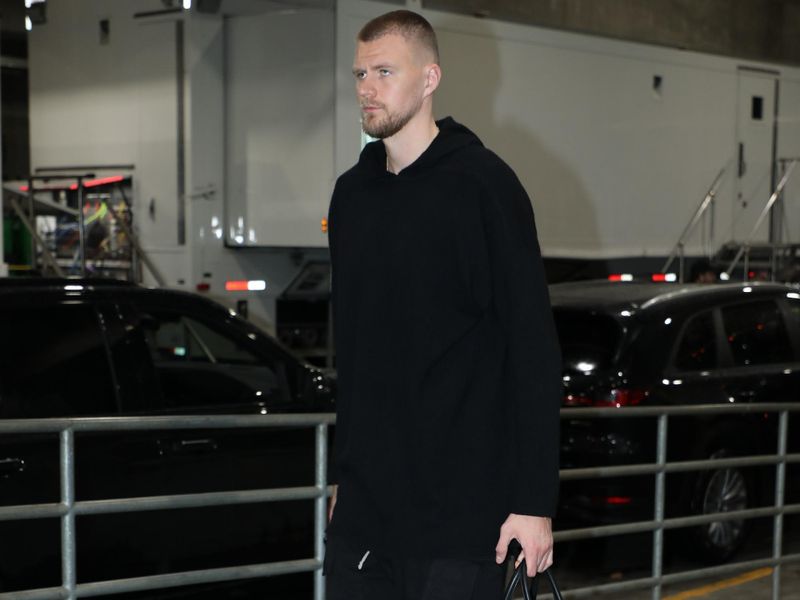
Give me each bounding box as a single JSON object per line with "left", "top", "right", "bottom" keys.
{"left": 772, "top": 410, "right": 788, "bottom": 600}
{"left": 315, "top": 424, "right": 329, "bottom": 600}
{"left": 662, "top": 166, "right": 727, "bottom": 274}
{"left": 561, "top": 453, "right": 795, "bottom": 481}
{"left": 553, "top": 503, "right": 800, "bottom": 543}
{"left": 726, "top": 159, "right": 799, "bottom": 277}
{"left": 77, "top": 558, "right": 321, "bottom": 598}
{"left": 651, "top": 415, "right": 667, "bottom": 600}
{"left": 77, "top": 178, "right": 86, "bottom": 276}
{"left": 537, "top": 553, "right": 800, "bottom": 599}
{"left": 60, "top": 429, "right": 76, "bottom": 600}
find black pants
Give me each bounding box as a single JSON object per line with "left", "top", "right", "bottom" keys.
{"left": 324, "top": 536, "right": 505, "bottom": 600}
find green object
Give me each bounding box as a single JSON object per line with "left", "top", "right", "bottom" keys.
{"left": 3, "top": 214, "right": 33, "bottom": 271}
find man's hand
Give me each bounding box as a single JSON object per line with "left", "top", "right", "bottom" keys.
{"left": 328, "top": 484, "right": 338, "bottom": 523}
{"left": 495, "top": 514, "right": 553, "bottom": 577}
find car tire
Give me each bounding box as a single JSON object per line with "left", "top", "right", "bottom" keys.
{"left": 687, "top": 446, "right": 752, "bottom": 563}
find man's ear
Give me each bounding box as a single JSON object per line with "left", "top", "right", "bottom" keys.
{"left": 423, "top": 63, "right": 442, "bottom": 97}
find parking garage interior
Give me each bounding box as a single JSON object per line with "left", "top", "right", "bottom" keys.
{"left": 1, "top": 1, "right": 800, "bottom": 599}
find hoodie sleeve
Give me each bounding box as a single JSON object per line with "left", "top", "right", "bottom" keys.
{"left": 480, "top": 158, "right": 562, "bottom": 518}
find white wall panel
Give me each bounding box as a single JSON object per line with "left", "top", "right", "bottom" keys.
{"left": 224, "top": 9, "right": 335, "bottom": 247}
{"left": 777, "top": 77, "right": 800, "bottom": 245}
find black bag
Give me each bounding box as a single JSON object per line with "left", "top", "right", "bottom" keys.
{"left": 502, "top": 546, "right": 563, "bottom": 600}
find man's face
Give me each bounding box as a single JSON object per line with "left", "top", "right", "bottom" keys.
{"left": 352, "top": 33, "right": 430, "bottom": 139}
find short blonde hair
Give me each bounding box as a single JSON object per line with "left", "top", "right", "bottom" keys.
{"left": 358, "top": 10, "right": 439, "bottom": 64}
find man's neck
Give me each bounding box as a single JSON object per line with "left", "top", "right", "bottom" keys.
{"left": 384, "top": 114, "right": 439, "bottom": 174}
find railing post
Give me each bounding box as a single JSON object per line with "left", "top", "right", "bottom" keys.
{"left": 60, "top": 427, "right": 77, "bottom": 600}
{"left": 772, "top": 410, "right": 788, "bottom": 600}
{"left": 315, "top": 423, "right": 328, "bottom": 600}
{"left": 652, "top": 414, "right": 668, "bottom": 600}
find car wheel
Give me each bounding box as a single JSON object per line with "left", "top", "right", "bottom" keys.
{"left": 688, "top": 448, "right": 751, "bottom": 562}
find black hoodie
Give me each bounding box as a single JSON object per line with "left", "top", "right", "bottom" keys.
{"left": 327, "top": 117, "right": 561, "bottom": 560}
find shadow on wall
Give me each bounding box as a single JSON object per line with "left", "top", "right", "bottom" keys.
{"left": 432, "top": 16, "right": 601, "bottom": 259}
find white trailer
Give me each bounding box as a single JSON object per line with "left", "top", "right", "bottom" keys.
{"left": 19, "top": 0, "right": 800, "bottom": 332}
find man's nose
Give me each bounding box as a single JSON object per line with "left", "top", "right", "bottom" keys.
{"left": 357, "top": 78, "right": 376, "bottom": 99}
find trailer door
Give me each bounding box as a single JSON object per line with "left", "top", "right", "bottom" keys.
{"left": 734, "top": 68, "right": 779, "bottom": 243}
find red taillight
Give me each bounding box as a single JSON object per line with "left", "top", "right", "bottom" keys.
{"left": 602, "top": 496, "right": 632, "bottom": 505}
{"left": 563, "top": 394, "right": 594, "bottom": 406}
{"left": 565, "top": 388, "right": 648, "bottom": 408}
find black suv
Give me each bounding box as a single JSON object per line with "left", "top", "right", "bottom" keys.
{"left": 0, "top": 278, "right": 335, "bottom": 596}
{"left": 553, "top": 280, "right": 800, "bottom": 562}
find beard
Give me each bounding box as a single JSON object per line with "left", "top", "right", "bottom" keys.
{"left": 361, "top": 96, "right": 423, "bottom": 139}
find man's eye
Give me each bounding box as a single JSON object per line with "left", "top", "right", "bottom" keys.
{"left": 354, "top": 72, "right": 366, "bottom": 80}
{"left": 379, "top": 69, "right": 390, "bottom": 76}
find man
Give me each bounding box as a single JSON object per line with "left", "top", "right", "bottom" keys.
{"left": 325, "top": 10, "right": 561, "bottom": 599}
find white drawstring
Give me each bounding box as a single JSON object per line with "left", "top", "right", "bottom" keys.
{"left": 357, "top": 550, "right": 371, "bottom": 571}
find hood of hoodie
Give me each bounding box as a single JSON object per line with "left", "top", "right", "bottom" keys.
{"left": 355, "top": 117, "right": 484, "bottom": 179}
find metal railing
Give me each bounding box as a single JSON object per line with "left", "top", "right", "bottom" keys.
{"left": 662, "top": 164, "right": 728, "bottom": 281}
{"left": 725, "top": 158, "right": 799, "bottom": 279}
{"left": 0, "top": 404, "right": 798, "bottom": 600}
{"left": 0, "top": 414, "right": 334, "bottom": 600}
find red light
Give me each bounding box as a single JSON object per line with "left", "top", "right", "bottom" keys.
{"left": 652, "top": 273, "right": 666, "bottom": 282}
{"left": 83, "top": 175, "right": 125, "bottom": 188}
{"left": 604, "top": 496, "right": 632, "bottom": 505}
{"left": 225, "top": 280, "right": 249, "bottom": 291}
{"left": 19, "top": 185, "right": 29, "bottom": 192}
{"left": 196, "top": 282, "right": 210, "bottom": 292}
{"left": 565, "top": 389, "right": 647, "bottom": 407}
{"left": 608, "top": 274, "right": 622, "bottom": 281}
{"left": 563, "top": 394, "right": 593, "bottom": 406}
{"left": 593, "top": 388, "right": 647, "bottom": 407}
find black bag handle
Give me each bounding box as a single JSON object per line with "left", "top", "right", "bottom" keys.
{"left": 502, "top": 543, "right": 564, "bottom": 600}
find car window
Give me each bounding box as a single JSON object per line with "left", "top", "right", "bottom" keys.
{"left": 147, "top": 314, "right": 259, "bottom": 365}
{"left": 721, "top": 300, "right": 793, "bottom": 366}
{"left": 553, "top": 310, "right": 623, "bottom": 373}
{"left": 674, "top": 311, "right": 716, "bottom": 371}
{"left": 0, "top": 303, "right": 117, "bottom": 417}
{"left": 138, "top": 310, "right": 284, "bottom": 409}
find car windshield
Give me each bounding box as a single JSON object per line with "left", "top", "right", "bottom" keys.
{"left": 553, "top": 310, "right": 623, "bottom": 374}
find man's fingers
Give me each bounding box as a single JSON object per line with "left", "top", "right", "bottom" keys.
{"left": 495, "top": 530, "right": 512, "bottom": 564}
{"left": 514, "top": 549, "right": 524, "bottom": 569}
{"left": 522, "top": 542, "right": 552, "bottom": 576}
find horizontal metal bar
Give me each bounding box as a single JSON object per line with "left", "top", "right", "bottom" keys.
{"left": 554, "top": 502, "right": 800, "bottom": 542}
{"left": 76, "top": 558, "right": 321, "bottom": 597}
{"left": 75, "top": 486, "right": 322, "bottom": 516}
{"left": 561, "top": 452, "right": 800, "bottom": 481}
{"left": 554, "top": 520, "right": 660, "bottom": 542}
{"left": 0, "top": 402, "right": 798, "bottom": 435}
{"left": 0, "top": 559, "right": 321, "bottom": 600}
{"left": 1, "top": 484, "right": 338, "bottom": 521}
{"left": 0, "top": 587, "right": 67, "bottom": 600}
{"left": 0, "top": 502, "right": 65, "bottom": 522}
{"left": 560, "top": 402, "right": 800, "bottom": 419}
{"left": 548, "top": 553, "right": 800, "bottom": 598}
{"left": 0, "top": 413, "right": 337, "bottom": 434}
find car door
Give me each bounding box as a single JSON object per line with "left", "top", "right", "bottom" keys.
{"left": 0, "top": 291, "right": 122, "bottom": 590}
{"left": 113, "top": 297, "right": 318, "bottom": 570}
